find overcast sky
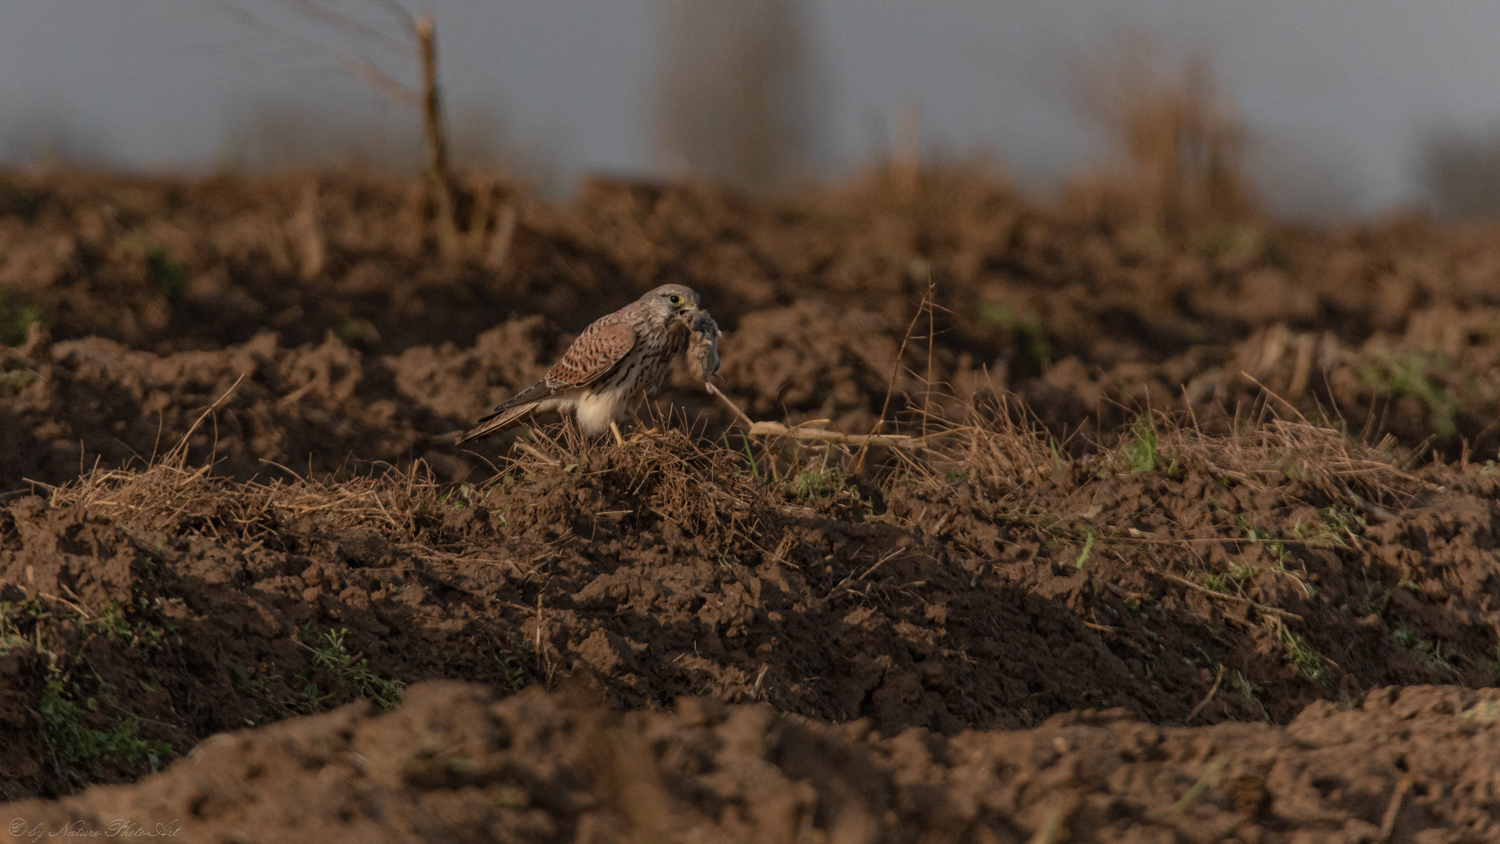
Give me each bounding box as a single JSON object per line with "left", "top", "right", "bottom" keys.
{"left": 3, "top": 0, "right": 1498, "bottom": 217}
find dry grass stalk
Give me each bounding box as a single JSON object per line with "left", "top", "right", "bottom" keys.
{"left": 707, "top": 382, "right": 755, "bottom": 431}
{"left": 853, "top": 280, "right": 943, "bottom": 473}
{"left": 1159, "top": 571, "right": 1304, "bottom": 622}
{"left": 1067, "top": 33, "right": 1254, "bottom": 230}
{"left": 1184, "top": 665, "right": 1225, "bottom": 723}
{"left": 745, "top": 420, "right": 955, "bottom": 449}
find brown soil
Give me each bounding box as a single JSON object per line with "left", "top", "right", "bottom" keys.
{"left": 5, "top": 169, "right": 1500, "bottom": 479}
{"left": 3, "top": 681, "right": 1498, "bottom": 844}
{"left": 2, "top": 168, "right": 1500, "bottom": 841}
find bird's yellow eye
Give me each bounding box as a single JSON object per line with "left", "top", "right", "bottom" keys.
{"left": 669, "top": 294, "right": 682, "bottom": 305}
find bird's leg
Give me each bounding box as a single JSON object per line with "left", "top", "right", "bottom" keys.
{"left": 610, "top": 421, "right": 626, "bottom": 446}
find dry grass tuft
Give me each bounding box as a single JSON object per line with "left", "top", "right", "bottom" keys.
{"left": 46, "top": 386, "right": 458, "bottom": 545}
{"left": 49, "top": 456, "right": 452, "bottom": 546}
{"left": 509, "top": 423, "right": 770, "bottom": 545}
{"left": 1064, "top": 32, "right": 1255, "bottom": 231}
{"left": 39, "top": 382, "right": 1425, "bottom": 572}
{"left": 1150, "top": 415, "right": 1423, "bottom": 508}
{"left": 934, "top": 396, "right": 1067, "bottom": 490}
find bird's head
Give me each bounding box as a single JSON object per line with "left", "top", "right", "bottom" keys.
{"left": 642, "top": 284, "right": 700, "bottom": 322}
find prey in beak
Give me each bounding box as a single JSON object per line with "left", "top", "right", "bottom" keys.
{"left": 680, "top": 308, "right": 721, "bottom": 392}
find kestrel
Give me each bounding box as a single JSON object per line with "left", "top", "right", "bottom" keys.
{"left": 681, "top": 308, "right": 721, "bottom": 392}
{"left": 457, "top": 284, "right": 701, "bottom": 444}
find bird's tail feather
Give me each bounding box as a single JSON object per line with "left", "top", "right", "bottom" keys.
{"left": 455, "top": 402, "right": 538, "bottom": 444}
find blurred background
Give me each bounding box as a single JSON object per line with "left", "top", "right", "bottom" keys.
{"left": 8, "top": 0, "right": 1500, "bottom": 220}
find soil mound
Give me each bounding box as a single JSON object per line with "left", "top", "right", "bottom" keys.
{"left": 3, "top": 421, "right": 1498, "bottom": 809}
{"left": 5, "top": 681, "right": 1498, "bottom": 843}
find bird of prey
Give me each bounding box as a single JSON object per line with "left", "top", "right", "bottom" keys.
{"left": 682, "top": 308, "right": 721, "bottom": 392}
{"left": 456, "top": 284, "right": 701, "bottom": 445}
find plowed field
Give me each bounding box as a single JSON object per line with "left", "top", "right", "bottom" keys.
{"left": 2, "top": 169, "right": 1499, "bottom": 842}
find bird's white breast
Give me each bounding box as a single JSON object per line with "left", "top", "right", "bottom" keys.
{"left": 574, "top": 386, "right": 632, "bottom": 436}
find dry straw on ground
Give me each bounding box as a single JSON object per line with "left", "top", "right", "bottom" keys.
{"left": 39, "top": 379, "right": 1420, "bottom": 568}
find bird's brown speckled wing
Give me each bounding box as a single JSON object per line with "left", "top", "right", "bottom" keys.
{"left": 544, "top": 313, "right": 638, "bottom": 389}
{"left": 456, "top": 302, "right": 649, "bottom": 444}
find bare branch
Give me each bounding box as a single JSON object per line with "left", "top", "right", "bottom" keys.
{"left": 330, "top": 50, "right": 421, "bottom": 107}
{"left": 269, "top": 0, "right": 412, "bottom": 55}
{"left": 201, "top": 0, "right": 420, "bottom": 107}
{"left": 366, "top": 0, "right": 418, "bottom": 36}
{"left": 416, "top": 12, "right": 459, "bottom": 258}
